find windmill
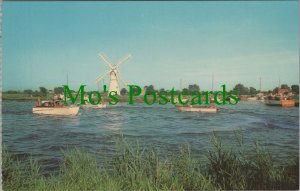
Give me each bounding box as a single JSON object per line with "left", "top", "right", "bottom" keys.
{"left": 95, "top": 53, "right": 131, "bottom": 95}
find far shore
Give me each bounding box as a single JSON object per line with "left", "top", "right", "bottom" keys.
{"left": 3, "top": 92, "right": 255, "bottom": 102}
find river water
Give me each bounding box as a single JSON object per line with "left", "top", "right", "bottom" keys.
{"left": 2, "top": 100, "right": 299, "bottom": 173}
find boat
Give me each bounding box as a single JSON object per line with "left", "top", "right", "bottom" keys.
{"left": 81, "top": 99, "right": 107, "bottom": 109}
{"left": 265, "top": 100, "right": 281, "bottom": 106}
{"left": 264, "top": 95, "right": 281, "bottom": 106}
{"left": 247, "top": 96, "right": 258, "bottom": 101}
{"left": 281, "top": 99, "right": 295, "bottom": 107}
{"left": 97, "top": 103, "right": 107, "bottom": 108}
{"left": 226, "top": 95, "right": 239, "bottom": 103}
{"left": 210, "top": 97, "right": 222, "bottom": 103}
{"left": 176, "top": 104, "right": 219, "bottom": 113}
{"left": 265, "top": 94, "right": 296, "bottom": 107}
{"left": 32, "top": 100, "right": 80, "bottom": 116}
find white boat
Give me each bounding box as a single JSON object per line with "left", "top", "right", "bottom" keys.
{"left": 32, "top": 100, "right": 80, "bottom": 116}
{"left": 176, "top": 105, "right": 219, "bottom": 113}
{"left": 247, "top": 97, "right": 258, "bottom": 101}
{"left": 97, "top": 103, "right": 107, "bottom": 108}
{"left": 81, "top": 99, "right": 107, "bottom": 109}
{"left": 210, "top": 97, "right": 222, "bottom": 103}
{"left": 82, "top": 103, "right": 107, "bottom": 109}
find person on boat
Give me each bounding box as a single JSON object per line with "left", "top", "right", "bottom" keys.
{"left": 36, "top": 98, "right": 41, "bottom": 106}
{"left": 101, "top": 98, "right": 105, "bottom": 106}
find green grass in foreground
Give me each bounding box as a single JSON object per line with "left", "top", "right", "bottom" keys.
{"left": 3, "top": 134, "right": 299, "bottom": 191}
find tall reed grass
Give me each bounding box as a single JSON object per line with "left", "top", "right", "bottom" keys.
{"left": 3, "top": 134, "right": 299, "bottom": 190}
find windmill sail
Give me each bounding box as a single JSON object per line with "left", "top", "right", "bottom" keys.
{"left": 95, "top": 52, "right": 131, "bottom": 95}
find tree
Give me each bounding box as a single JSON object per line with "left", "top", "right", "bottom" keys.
{"left": 182, "top": 88, "right": 189, "bottom": 95}
{"left": 273, "top": 87, "right": 279, "bottom": 94}
{"left": 159, "top": 88, "right": 165, "bottom": 92}
{"left": 291, "top": 85, "right": 299, "bottom": 94}
{"left": 280, "top": 84, "right": 291, "bottom": 91}
{"left": 249, "top": 87, "right": 257, "bottom": 96}
{"left": 24, "top": 89, "right": 33, "bottom": 94}
{"left": 39, "top": 87, "right": 48, "bottom": 97}
{"left": 120, "top": 88, "right": 128, "bottom": 96}
{"left": 174, "top": 90, "right": 180, "bottom": 95}
{"left": 145, "top": 85, "right": 155, "bottom": 94}
{"left": 188, "top": 84, "right": 200, "bottom": 93}
{"left": 54, "top": 87, "right": 64, "bottom": 94}
{"left": 32, "top": 90, "right": 39, "bottom": 97}
{"left": 281, "top": 84, "right": 290, "bottom": 90}
{"left": 6, "top": 90, "right": 18, "bottom": 94}
{"left": 233, "top": 84, "right": 249, "bottom": 95}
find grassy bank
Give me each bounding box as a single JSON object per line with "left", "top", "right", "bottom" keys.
{"left": 3, "top": 134, "right": 299, "bottom": 190}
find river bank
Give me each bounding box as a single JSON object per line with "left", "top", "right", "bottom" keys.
{"left": 3, "top": 135, "right": 299, "bottom": 191}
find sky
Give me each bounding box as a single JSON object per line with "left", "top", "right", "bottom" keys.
{"left": 3, "top": 1, "right": 299, "bottom": 91}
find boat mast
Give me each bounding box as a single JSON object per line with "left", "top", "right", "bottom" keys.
{"left": 259, "top": 77, "right": 261, "bottom": 92}
{"left": 179, "top": 79, "right": 182, "bottom": 91}
{"left": 67, "top": 74, "right": 69, "bottom": 86}
{"left": 278, "top": 77, "right": 280, "bottom": 94}
{"left": 212, "top": 73, "right": 214, "bottom": 92}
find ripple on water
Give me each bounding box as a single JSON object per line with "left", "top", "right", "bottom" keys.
{"left": 2, "top": 101, "right": 299, "bottom": 172}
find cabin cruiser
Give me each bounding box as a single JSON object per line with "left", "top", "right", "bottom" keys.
{"left": 176, "top": 104, "right": 219, "bottom": 113}
{"left": 81, "top": 98, "right": 107, "bottom": 109}
{"left": 264, "top": 95, "right": 295, "bottom": 107}
{"left": 264, "top": 95, "right": 281, "bottom": 106}
{"left": 247, "top": 96, "right": 258, "bottom": 101}
{"left": 32, "top": 100, "right": 80, "bottom": 116}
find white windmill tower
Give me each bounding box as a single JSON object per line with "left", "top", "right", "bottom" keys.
{"left": 95, "top": 53, "right": 131, "bottom": 95}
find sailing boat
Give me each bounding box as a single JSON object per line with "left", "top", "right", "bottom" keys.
{"left": 81, "top": 96, "right": 107, "bottom": 109}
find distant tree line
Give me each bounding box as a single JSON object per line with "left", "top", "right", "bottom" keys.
{"left": 120, "top": 83, "right": 299, "bottom": 96}
{"left": 232, "top": 84, "right": 299, "bottom": 96}
{"left": 5, "top": 86, "right": 69, "bottom": 98}
{"left": 232, "top": 84, "right": 258, "bottom": 96}
{"left": 4, "top": 87, "right": 50, "bottom": 97}
{"left": 4, "top": 84, "right": 299, "bottom": 97}
{"left": 272, "top": 84, "right": 299, "bottom": 94}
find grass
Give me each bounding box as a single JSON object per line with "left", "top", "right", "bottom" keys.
{"left": 3, "top": 134, "right": 299, "bottom": 191}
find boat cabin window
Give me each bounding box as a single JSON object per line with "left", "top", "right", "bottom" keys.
{"left": 55, "top": 101, "right": 63, "bottom": 106}
{"left": 41, "top": 102, "right": 52, "bottom": 107}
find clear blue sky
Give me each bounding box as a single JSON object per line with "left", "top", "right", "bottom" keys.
{"left": 3, "top": 1, "right": 299, "bottom": 91}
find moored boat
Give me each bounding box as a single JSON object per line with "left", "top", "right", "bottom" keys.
{"left": 264, "top": 99, "right": 281, "bottom": 106}
{"left": 247, "top": 96, "right": 258, "bottom": 101}
{"left": 264, "top": 96, "right": 296, "bottom": 107}
{"left": 281, "top": 99, "right": 295, "bottom": 107}
{"left": 264, "top": 95, "right": 281, "bottom": 106}
{"left": 81, "top": 99, "right": 107, "bottom": 109}
{"left": 176, "top": 104, "right": 219, "bottom": 113}
{"left": 32, "top": 100, "right": 80, "bottom": 116}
